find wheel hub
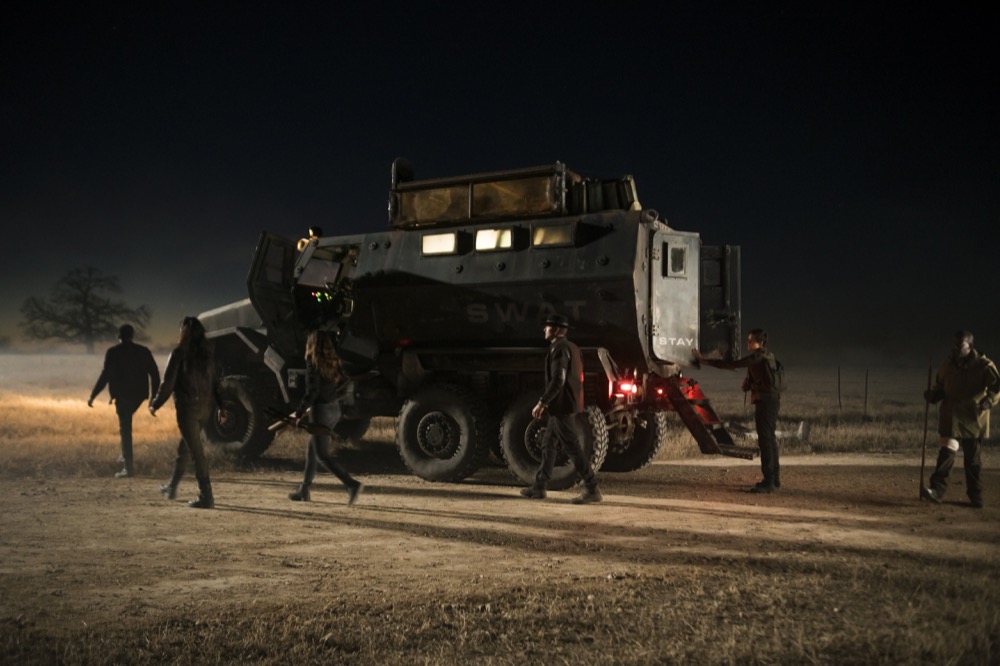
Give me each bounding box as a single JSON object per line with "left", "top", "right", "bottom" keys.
{"left": 416, "top": 412, "right": 459, "bottom": 458}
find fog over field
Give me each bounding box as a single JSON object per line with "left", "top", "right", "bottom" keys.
{"left": 0, "top": 352, "right": 938, "bottom": 470}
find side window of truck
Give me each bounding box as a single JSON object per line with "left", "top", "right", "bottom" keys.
{"left": 531, "top": 223, "right": 575, "bottom": 247}
{"left": 663, "top": 243, "right": 687, "bottom": 278}
{"left": 421, "top": 232, "right": 458, "bottom": 255}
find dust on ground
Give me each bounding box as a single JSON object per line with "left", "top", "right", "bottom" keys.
{"left": 2, "top": 446, "right": 998, "bottom": 664}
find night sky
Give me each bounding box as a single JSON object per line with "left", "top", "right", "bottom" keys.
{"left": 2, "top": 4, "right": 996, "bottom": 364}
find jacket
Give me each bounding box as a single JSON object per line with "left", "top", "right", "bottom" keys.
{"left": 90, "top": 341, "right": 160, "bottom": 405}
{"left": 927, "top": 349, "right": 1000, "bottom": 438}
{"left": 297, "top": 360, "right": 345, "bottom": 414}
{"left": 150, "top": 347, "right": 219, "bottom": 411}
{"left": 701, "top": 348, "right": 779, "bottom": 404}
{"left": 538, "top": 336, "right": 584, "bottom": 415}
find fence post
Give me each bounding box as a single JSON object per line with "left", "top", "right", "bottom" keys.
{"left": 837, "top": 366, "right": 842, "bottom": 412}
{"left": 864, "top": 369, "right": 869, "bottom": 418}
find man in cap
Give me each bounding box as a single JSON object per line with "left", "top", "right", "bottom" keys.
{"left": 922, "top": 330, "right": 999, "bottom": 508}
{"left": 520, "top": 313, "right": 602, "bottom": 504}
{"left": 89, "top": 324, "right": 161, "bottom": 477}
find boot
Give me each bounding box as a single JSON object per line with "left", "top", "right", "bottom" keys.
{"left": 571, "top": 486, "right": 603, "bottom": 504}
{"left": 288, "top": 484, "right": 311, "bottom": 502}
{"left": 520, "top": 486, "right": 546, "bottom": 499}
{"left": 161, "top": 465, "right": 184, "bottom": 500}
{"left": 346, "top": 481, "right": 362, "bottom": 506}
{"left": 188, "top": 477, "right": 214, "bottom": 509}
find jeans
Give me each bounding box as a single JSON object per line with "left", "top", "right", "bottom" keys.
{"left": 301, "top": 403, "right": 356, "bottom": 488}
{"left": 755, "top": 395, "right": 781, "bottom": 487}
{"left": 534, "top": 413, "right": 597, "bottom": 490}
{"left": 929, "top": 438, "right": 983, "bottom": 502}
{"left": 115, "top": 399, "right": 143, "bottom": 474}
{"left": 170, "top": 401, "right": 212, "bottom": 483}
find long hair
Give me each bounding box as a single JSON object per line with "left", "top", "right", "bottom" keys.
{"left": 304, "top": 330, "right": 343, "bottom": 383}
{"left": 178, "top": 316, "right": 213, "bottom": 383}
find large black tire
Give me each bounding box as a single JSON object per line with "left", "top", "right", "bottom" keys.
{"left": 499, "top": 393, "right": 609, "bottom": 491}
{"left": 396, "top": 384, "right": 491, "bottom": 482}
{"left": 601, "top": 410, "right": 670, "bottom": 472}
{"left": 202, "top": 376, "right": 276, "bottom": 460}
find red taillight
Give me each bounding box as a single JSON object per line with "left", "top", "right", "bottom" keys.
{"left": 618, "top": 382, "right": 638, "bottom": 394}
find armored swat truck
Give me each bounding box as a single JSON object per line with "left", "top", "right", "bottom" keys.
{"left": 199, "top": 160, "right": 751, "bottom": 489}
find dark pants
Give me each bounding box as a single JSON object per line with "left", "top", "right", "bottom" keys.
{"left": 929, "top": 438, "right": 983, "bottom": 503}
{"left": 534, "top": 413, "right": 597, "bottom": 490}
{"left": 115, "top": 399, "right": 143, "bottom": 474}
{"left": 301, "top": 403, "right": 356, "bottom": 488}
{"left": 169, "top": 402, "right": 212, "bottom": 485}
{"left": 755, "top": 395, "right": 781, "bottom": 487}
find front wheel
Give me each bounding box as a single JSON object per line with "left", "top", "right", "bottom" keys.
{"left": 202, "top": 376, "right": 276, "bottom": 459}
{"left": 499, "top": 393, "right": 609, "bottom": 490}
{"left": 396, "top": 384, "right": 491, "bottom": 482}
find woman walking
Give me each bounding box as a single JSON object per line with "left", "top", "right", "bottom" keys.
{"left": 150, "top": 316, "right": 219, "bottom": 509}
{"left": 288, "top": 330, "right": 363, "bottom": 505}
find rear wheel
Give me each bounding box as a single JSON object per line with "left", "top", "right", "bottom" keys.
{"left": 499, "top": 393, "right": 608, "bottom": 490}
{"left": 601, "top": 410, "right": 669, "bottom": 472}
{"left": 202, "top": 376, "right": 276, "bottom": 459}
{"left": 396, "top": 384, "right": 491, "bottom": 482}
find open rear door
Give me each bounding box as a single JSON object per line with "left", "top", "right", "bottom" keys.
{"left": 247, "top": 232, "right": 304, "bottom": 360}
{"left": 699, "top": 245, "right": 741, "bottom": 360}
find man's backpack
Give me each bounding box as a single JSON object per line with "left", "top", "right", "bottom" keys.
{"left": 767, "top": 355, "right": 786, "bottom": 394}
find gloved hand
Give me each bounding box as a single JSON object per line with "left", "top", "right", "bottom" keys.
{"left": 923, "top": 389, "right": 938, "bottom": 404}
{"left": 979, "top": 397, "right": 993, "bottom": 412}
{"left": 741, "top": 377, "right": 751, "bottom": 393}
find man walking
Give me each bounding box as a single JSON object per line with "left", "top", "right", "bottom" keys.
{"left": 89, "top": 324, "right": 161, "bottom": 477}
{"left": 693, "top": 328, "right": 782, "bottom": 493}
{"left": 922, "top": 330, "right": 998, "bottom": 508}
{"left": 519, "top": 313, "right": 602, "bottom": 504}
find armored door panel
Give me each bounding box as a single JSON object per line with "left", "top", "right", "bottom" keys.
{"left": 649, "top": 230, "right": 700, "bottom": 364}
{"left": 247, "top": 232, "right": 303, "bottom": 359}
{"left": 699, "top": 245, "right": 741, "bottom": 360}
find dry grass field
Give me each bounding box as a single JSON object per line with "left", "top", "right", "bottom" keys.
{"left": 1, "top": 354, "right": 998, "bottom": 664}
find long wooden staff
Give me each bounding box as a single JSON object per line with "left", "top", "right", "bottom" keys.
{"left": 919, "top": 359, "right": 932, "bottom": 499}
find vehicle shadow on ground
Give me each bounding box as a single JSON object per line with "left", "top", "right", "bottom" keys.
{"left": 235, "top": 443, "right": 515, "bottom": 479}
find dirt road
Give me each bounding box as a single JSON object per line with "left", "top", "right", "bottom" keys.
{"left": 2, "top": 449, "right": 998, "bottom": 664}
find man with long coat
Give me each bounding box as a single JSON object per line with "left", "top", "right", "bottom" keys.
{"left": 923, "top": 330, "right": 999, "bottom": 508}
{"left": 519, "top": 313, "right": 602, "bottom": 504}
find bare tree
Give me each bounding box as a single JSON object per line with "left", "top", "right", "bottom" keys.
{"left": 20, "top": 267, "right": 151, "bottom": 353}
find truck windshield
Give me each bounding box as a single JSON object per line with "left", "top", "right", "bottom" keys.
{"left": 298, "top": 258, "right": 342, "bottom": 288}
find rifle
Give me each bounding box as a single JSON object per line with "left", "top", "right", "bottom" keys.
{"left": 919, "top": 359, "right": 932, "bottom": 500}
{"left": 265, "top": 407, "right": 333, "bottom": 436}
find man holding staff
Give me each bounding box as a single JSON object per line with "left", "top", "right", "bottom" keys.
{"left": 922, "top": 330, "right": 999, "bottom": 508}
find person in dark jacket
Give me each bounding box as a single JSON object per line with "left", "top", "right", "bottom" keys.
{"left": 693, "top": 328, "right": 782, "bottom": 493}
{"left": 149, "top": 316, "right": 220, "bottom": 509}
{"left": 287, "top": 330, "right": 363, "bottom": 505}
{"left": 519, "top": 313, "right": 602, "bottom": 504}
{"left": 88, "top": 324, "right": 161, "bottom": 478}
{"left": 922, "top": 330, "right": 999, "bottom": 508}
